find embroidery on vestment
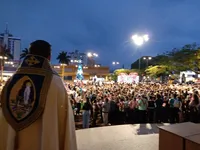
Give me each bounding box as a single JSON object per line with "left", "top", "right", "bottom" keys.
{"left": 1, "top": 55, "right": 56, "bottom": 131}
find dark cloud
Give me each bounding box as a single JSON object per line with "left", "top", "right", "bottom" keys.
{"left": 1, "top": 0, "right": 200, "bottom": 67}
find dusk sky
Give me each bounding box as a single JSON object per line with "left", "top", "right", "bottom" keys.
{"left": 1, "top": 0, "right": 200, "bottom": 68}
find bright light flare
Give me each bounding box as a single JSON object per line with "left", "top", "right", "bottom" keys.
{"left": 87, "top": 52, "right": 98, "bottom": 57}
{"left": 131, "top": 34, "right": 149, "bottom": 46}
{"left": 60, "top": 63, "right": 67, "bottom": 66}
{"left": 93, "top": 53, "right": 98, "bottom": 57}
{"left": 143, "top": 56, "right": 152, "bottom": 60}
{"left": 94, "top": 64, "right": 100, "bottom": 67}
{"left": 87, "top": 52, "right": 92, "bottom": 57}
{"left": 112, "top": 61, "right": 119, "bottom": 65}
{"left": 5, "top": 61, "right": 13, "bottom": 64}
{"left": 0, "top": 56, "right": 7, "bottom": 59}
{"left": 131, "top": 35, "right": 144, "bottom": 46}
{"left": 143, "top": 34, "right": 149, "bottom": 42}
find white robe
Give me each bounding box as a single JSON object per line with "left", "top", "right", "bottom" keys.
{"left": 0, "top": 75, "right": 77, "bottom": 150}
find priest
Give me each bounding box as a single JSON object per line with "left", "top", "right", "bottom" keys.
{"left": 0, "top": 40, "right": 77, "bottom": 150}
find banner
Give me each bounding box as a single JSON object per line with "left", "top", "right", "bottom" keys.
{"left": 117, "top": 72, "right": 139, "bottom": 83}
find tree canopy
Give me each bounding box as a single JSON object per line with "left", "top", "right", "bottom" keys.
{"left": 57, "top": 51, "right": 71, "bottom": 64}
{"left": 20, "top": 48, "right": 29, "bottom": 59}
{"left": 145, "top": 65, "right": 169, "bottom": 77}
{"left": 130, "top": 43, "right": 200, "bottom": 77}
{"left": 114, "top": 69, "right": 139, "bottom": 75}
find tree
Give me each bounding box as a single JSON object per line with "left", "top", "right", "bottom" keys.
{"left": 107, "top": 73, "right": 117, "bottom": 81}
{"left": 113, "top": 69, "right": 140, "bottom": 77}
{"left": 114, "top": 69, "right": 129, "bottom": 75}
{"left": 145, "top": 65, "right": 168, "bottom": 77}
{"left": 56, "top": 51, "right": 71, "bottom": 64}
{"left": 114, "top": 68, "right": 140, "bottom": 75}
{"left": 76, "top": 64, "right": 84, "bottom": 80}
{"left": 146, "top": 43, "right": 200, "bottom": 75}
{"left": 130, "top": 43, "right": 200, "bottom": 77}
{"left": 20, "top": 48, "right": 29, "bottom": 59}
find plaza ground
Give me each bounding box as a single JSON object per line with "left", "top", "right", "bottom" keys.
{"left": 76, "top": 124, "right": 170, "bottom": 150}
{"left": 0, "top": 109, "right": 170, "bottom": 150}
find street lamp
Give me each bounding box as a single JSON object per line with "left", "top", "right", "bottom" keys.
{"left": 131, "top": 34, "right": 149, "bottom": 70}
{"left": 5, "top": 61, "right": 14, "bottom": 68}
{"left": 87, "top": 52, "right": 98, "bottom": 66}
{"left": 5, "top": 61, "right": 13, "bottom": 65}
{"left": 87, "top": 52, "right": 92, "bottom": 57}
{"left": 112, "top": 61, "right": 120, "bottom": 65}
{"left": 94, "top": 64, "right": 100, "bottom": 67}
{"left": 83, "top": 66, "right": 88, "bottom": 69}
{"left": 112, "top": 61, "right": 120, "bottom": 72}
{"left": 71, "top": 59, "right": 82, "bottom": 64}
{"left": 87, "top": 52, "right": 98, "bottom": 58}
{"left": 0, "top": 56, "right": 7, "bottom": 82}
{"left": 93, "top": 53, "right": 98, "bottom": 57}
{"left": 143, "top": 56, "right": 152, "bottom": 67}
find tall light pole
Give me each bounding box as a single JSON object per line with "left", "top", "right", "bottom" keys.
{"left": 60, "top": 63, "right": 67, "bottom": 80}
{"left": 112, "top": 61, "right": 120, "bottom": 72}
{"left": 0, "top": 56, "right": 7, "bottom": 82}
{"left": 87, "top": 52, "right": 98, "bottom": 66}
{"left": 131, "top": 34, "right": 149, "bottom": 71}
{"left": 143, "top": 56, "right": 152, "bottom": 67}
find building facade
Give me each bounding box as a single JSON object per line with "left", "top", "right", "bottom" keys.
{"left": 52, "top": 64, "right": 109, "bottom": 81}
{"left": 0, "top": 24, "right": 21, "bottom": 61}
{"left": 0, "top": 63, "right": 110, "bottom": 82}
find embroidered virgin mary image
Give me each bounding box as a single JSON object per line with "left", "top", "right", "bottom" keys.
{"left": 9, "top": 76, "right": 36, "bottom": 121}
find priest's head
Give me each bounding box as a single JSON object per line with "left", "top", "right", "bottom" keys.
{"left": 29, "top": 40, "right": 51, "bottom": 60}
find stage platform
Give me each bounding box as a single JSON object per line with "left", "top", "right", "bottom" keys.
{"left": 0, "top": 110, "right": 170, "bottom": 150}
{"left": 76, "top": 124, "right": 170, "bottom": 150}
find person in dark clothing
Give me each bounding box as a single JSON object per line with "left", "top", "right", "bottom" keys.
{"left": 92, "top": 100, "right": 99, "bottom": 127}
{"left": 91, "top": 94, "right": 97, "bottom": 102}
{"left": 108, "top": 99, "right": 117, "bottom": 125}
{"left": 182, "top": 98, "right": 190, "bottom": 122}
{"left": 173, "top": 95, "right": 181, "bottom": 123}
{"left": 155, "top": 94, "right": 163, "bottom": 123}
{"left": 76, "top": 101, "right": 81, "bottom": 115}
{"left": 162, "top": 95, "right": 170, "bottom": 123}
{"left": 148, "top": 96, "right": 155, "bottom": 123}
{"left": 128, "top": 97, "right": 137, "bottom": 123}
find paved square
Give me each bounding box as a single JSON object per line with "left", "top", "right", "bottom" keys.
{"left": 76, "top": 124, "right": 169, "bottom": 150}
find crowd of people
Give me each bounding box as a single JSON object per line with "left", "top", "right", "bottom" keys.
{"left": 67, "top": 82, "right": 200, "bottom": 128}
